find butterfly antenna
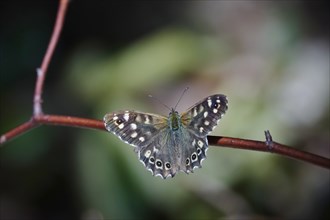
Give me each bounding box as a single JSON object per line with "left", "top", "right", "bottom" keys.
{"left": 148, "top": 94, "right": 171, "bottom": 111}
{"left": 174, "top": 87, "right": 189, "bottom": 110}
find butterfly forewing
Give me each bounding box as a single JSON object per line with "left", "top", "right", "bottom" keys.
{"left": 181, "top": 94, "right": 228, "bottom": 137}
{"left": 104, "top": 111, "right": 167, "bottom": 147}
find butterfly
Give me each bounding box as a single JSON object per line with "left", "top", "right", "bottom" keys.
{"left": 104, "top": 92, "right": 228, "bottom": 179}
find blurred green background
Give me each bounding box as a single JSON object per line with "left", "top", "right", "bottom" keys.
{"left": 1, "top": 1, "right": 329, "bottom": 220}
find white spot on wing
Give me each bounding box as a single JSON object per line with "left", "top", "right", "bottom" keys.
{"left": 144, "top": 150, "right": 151, "bottom": 158}
{"left": 204, "top": 120, "right": 210, "bottom": 126}
{"left": 118, "top": 123, "right": 124, "bottom": 129}
{"left": 130, "top": 123, "right": 137, "bottom": 130}
{"left": 203, "top": 111, "right": 208, "bottom": 118}
{"left": 207, "top": 99, "right": 212, "bottom": 107}
{"left": 193, "top": 108, "right": 198, "bottom": 117}
{"left": 198, "top": 140, "right": 204, "bottom": 147}
{"left": 123, "top": 113, "right": 129, "bottom": 121}
{"left": 153, "top": 146, "right": 159, "bottom": 153}
{"left": 139, "top": 136, "right": 145, "bottom": 142}
{"left": 136, "top": 115, "right": 142, "bottom": 122}
{"left": 145, "top": 115, "right": 150, "bottom": 124}
{"left": 131, "top": 132, "right": 137, "bottom": 138}
{"left": 213, "top": 108, "right": 218, "bottom": 113}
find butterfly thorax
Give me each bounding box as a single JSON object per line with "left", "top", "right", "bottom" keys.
{"left": 168, "top": 109, "right": 181, "bottom": 131}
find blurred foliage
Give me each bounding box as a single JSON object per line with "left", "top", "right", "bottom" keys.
{"left": 1, "top": 1, "right": 329, "bottom": 220}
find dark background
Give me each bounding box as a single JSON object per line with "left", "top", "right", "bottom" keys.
{"left": 1, "top": 1, "right": 329, "bottom": 220}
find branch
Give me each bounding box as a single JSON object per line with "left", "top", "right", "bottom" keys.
{"left": 0, "top": 115, "right": 104, "bottom": 144}
{"left": 208, "top": 135, "right": 330, "bottom": 169}
{"left": 1, "top": 0, "right": 329, "bottom": 172}
{"left": 33, "top": 0, "right": 69, "bottom": 115}
{"left": 1, "top": 0, "right": 69, "bottom": 144}
{"left": 1, "top": 115, "right": 329, "bottom": 169}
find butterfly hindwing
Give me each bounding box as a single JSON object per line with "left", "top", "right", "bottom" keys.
{"left": 138, "top": 127, "right": 208, "bottom": 178}
{"left": 181, "top": 94, "right": 228, "bottom": 137}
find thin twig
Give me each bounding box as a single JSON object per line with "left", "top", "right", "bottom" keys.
{"left": 33, "top": 0, "right": 69, "bottom": 115}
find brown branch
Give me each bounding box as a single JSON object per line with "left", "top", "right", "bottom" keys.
{"left": 0, "top": 115, "right": 103, "bottom": 144}
{"left": 208, "top": 136, "right": 330, "bottom": 169}
{"left": 35, "top": 115, "right": 104, "bottom": 130}
{"left": 0, "top": 0, "right": 329, "bottom": 173}
{"left": 1, "top": 0, "right": 69, "bottom": 144}
{"left": 0, "top": 120, "right": 40, "bottom": 144}
{"left": 33, "top": 0, "right": 69, "bottom": 115}
{"left": 1, "top": 114, "right": 329, "bottom": 169}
